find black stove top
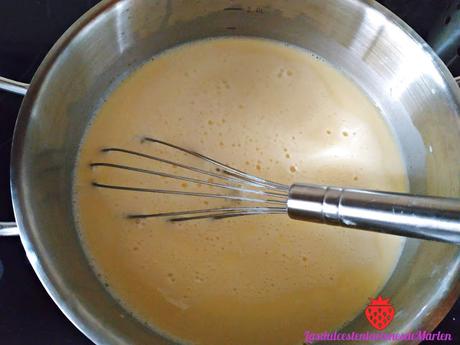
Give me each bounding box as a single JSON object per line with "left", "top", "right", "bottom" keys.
{"left": 0, "top": 1, "right": 458, "bottom": 344}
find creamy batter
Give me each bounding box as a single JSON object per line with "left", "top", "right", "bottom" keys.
{"left": 75, "top": 38, "right": 407, "bottom": 345}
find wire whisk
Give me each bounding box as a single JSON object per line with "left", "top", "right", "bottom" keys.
{"left": 91, "top": 137, "right": 460, "bottom": 244}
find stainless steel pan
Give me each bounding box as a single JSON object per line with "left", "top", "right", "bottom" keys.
{"left": 0, "top": 1, "right": 459, "bottom": 344}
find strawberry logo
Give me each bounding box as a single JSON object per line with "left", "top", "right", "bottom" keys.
{"left": 364, "top": 295, "right": 395, "bottom": 330}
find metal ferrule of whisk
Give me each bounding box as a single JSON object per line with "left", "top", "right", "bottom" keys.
{"left": 287, "top": 184, "right": 460, "bottom": 244}
{"left": 91, "top": 137, "right": 460, "bottom": 245}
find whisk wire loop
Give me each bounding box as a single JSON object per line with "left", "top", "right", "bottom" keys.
{"left": 92, "top": 138, "right": 289, "bottom": 221}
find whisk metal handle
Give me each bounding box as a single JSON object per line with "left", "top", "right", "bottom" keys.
{"left": 287, "top": 184, "right": 460, "bottom": 244}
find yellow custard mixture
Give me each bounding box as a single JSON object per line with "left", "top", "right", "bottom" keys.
{"left": 75, "top": 38, "right": 407, "bottom": 345}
